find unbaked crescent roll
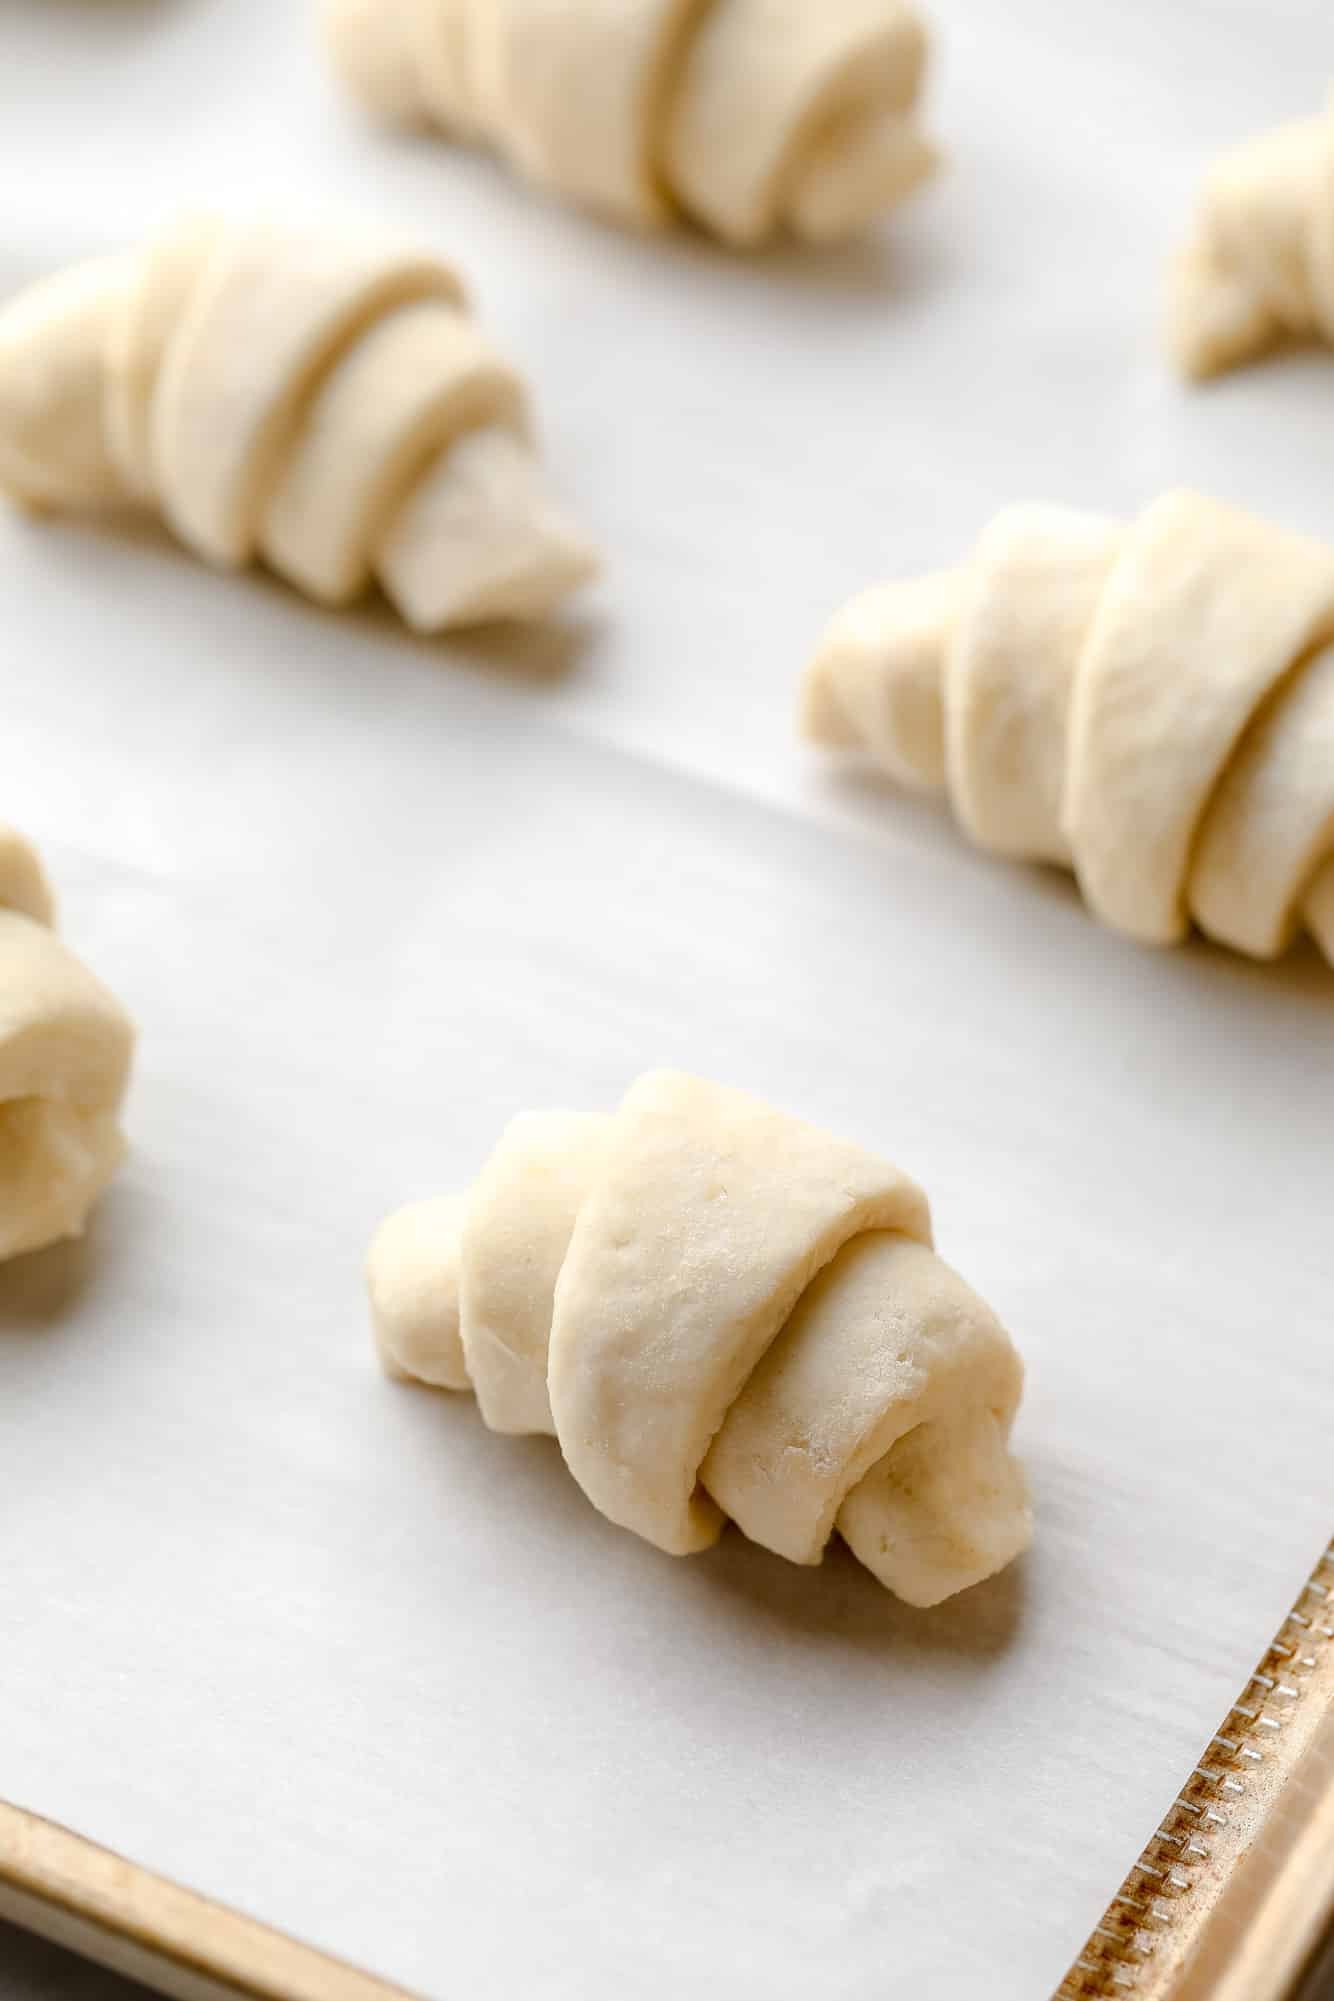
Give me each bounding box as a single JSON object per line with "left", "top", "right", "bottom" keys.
{"left": 368, "top": 1071, "right": 1030, "bottom": 1606}
{"left": 323, "top": 0, "right": 939, "bottom": 248}
{"left": 0, "top": 214, "right": 597, "bottom": 631}
{"left": 0, "top": 827, "right": 134, "bottom": 1262}
{"left": 801, "top": 490, "right": 1334, "bottom": 966}
{"left": 1170, "top": 89, "right": 1334, "bottom": 379}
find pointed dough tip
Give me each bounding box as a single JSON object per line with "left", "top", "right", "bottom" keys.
{"left": 1165, "top": 246, "right": 1273, "bottom": 382}
{"left": 797, "top": 651, "right": 860, "bottom": 748}
{"left": 377, "top": 426, "right": 598, "bottom": 632}
{"left": 0, "top": 255, "right": 131, "bottom": 511}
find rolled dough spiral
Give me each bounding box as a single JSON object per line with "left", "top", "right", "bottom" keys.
{"left": 368, "top": 1070, "right": 1029, "bottom": 1606}
{"left": 801, "top": 490, "right": 1334, "bottom": 966}
{"left": 1170, "top": 90, "right": 1334, "bottom": 379}
{"left": 323, "top": 0, "right": 938, "bottom": 247}
{"left": 0, "top": 214, "right": 597, "bottom": 632}
{"left": 0, "top": 827, "right": 134, "bottom": 1262}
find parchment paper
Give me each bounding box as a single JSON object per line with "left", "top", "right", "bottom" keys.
{"left": 1, "top": 3, "right": 1332, "bottom": 1996}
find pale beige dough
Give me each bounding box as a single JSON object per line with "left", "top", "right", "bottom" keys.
{"left": 1169, "top": 89, "right": 1334, "bottom": 379}
{"left": 0, "top": 214, "right": 597, "bottom": 632}
{"left": 368, "top": 1071, "right": 1030, "bottom": 1607}
{"left": 0, "top": 827, "right": 56, "bottom": 928}
{"left": 322, "top": 0, "right": 937, "bottom": 248}
{"left": 802, "top": 490, "right": 1334, "bottom": 967}
{"left": 459, "top": 1109, "right": 607, "bottom": 1436}
{"left": 367, "top": 1192, "right": 471, "bottom": 1388}
{"left": 0, "top": 257, "right": 133, "bottom": 511}
{"left": 0, "top": 827, "right": 134, "bottom": 1262}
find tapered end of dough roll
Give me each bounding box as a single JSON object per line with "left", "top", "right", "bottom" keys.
{"left": 0, "top": 256, "right": 133, "bottom": 511}
{"left": 0, "top": 825, "right": 56, "bottom": 928}
{"left": 1165, "top": 242, "right": 1277, "bottom": 382}
{"left": 0, "top": 1097, "right": 128, "bottom": 1264}
{"left": 839, "top": 1400, "right": 1032, "bottom": 1607}
{"left": 0, "top": 906, "right": 134, "bottom": 1262}
{"left": 320, "top": 0, "right": 431, "bottom": 126}
{"left": 785, "top": 117, "right": 939, "bottom": 246}
{"left": 375, "top": 426, "right": 599, "bottom": 631}
{"left": 798, "top": 653, "right": 864, "bottom": 750}
{"left": 800, "top": 574, "right": 956, "bottom": 791}
{"left": 367, "top": 1193, "right": 473, "bottom": 1389}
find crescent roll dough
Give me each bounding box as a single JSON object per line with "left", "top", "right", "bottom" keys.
{"left": 0, "top": 827, "right": 134, "bottom": 1262}
{"left": 0, "top": 215, "right": 597, "bottom": 631}
{"left": 1170, "top": 89, "right": 1334, "bottom": 379}
{"left": 801, "top": 491, "right": 1334, "bottom": 966}
{"left": 323, "top": 0, "right": 939, "bottom": 247}
{"left": 368, "top": 1071, "right": 1030, "bottom": 1606}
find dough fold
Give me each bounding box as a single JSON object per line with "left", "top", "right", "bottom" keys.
{"left": 368, "top": 1071, "right": 1029, "bottom": 1606}
{"left": 0, "top": 827, "right": 134, "bottom": 1261}
{"left": 0, "top": 214, "right": 597, "bottom": 631}
{"left": 322, "top": 0, "right": 938, "bottom": 247}
{"left": 801, "top": 491, "right": 1334, "bottom": 964}
{"left": 1169, "top": 90, "right": 1334, "bottom": 378}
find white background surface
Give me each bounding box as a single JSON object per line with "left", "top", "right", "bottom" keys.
{"left": 1, "top": 3, "right": 1332, "bottom": 1997}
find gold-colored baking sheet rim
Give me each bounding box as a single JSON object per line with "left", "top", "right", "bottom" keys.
{"left": 0, "top": 1799, "right": 419, "bottom": 2001}
{"left": 1058, "top": 1537, "right": 1334, "bottom": 2001}
{"left": 5, "top": 1535, "right": 1332, "bottom": 2001}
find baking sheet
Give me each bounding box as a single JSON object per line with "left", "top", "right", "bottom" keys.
{"left": 1, "top": 2, "right": 1332, "bottom": 1996}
